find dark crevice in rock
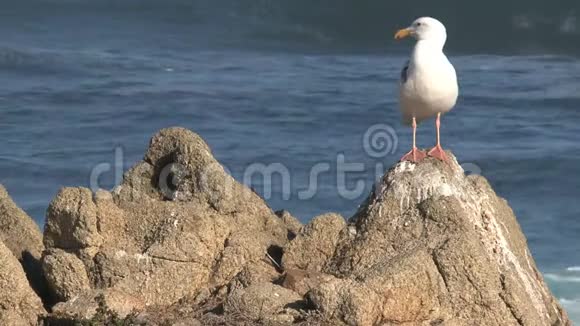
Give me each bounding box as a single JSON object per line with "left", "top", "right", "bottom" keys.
{"left": 207, "top": 198, "right": 220, "bottom": 212}
{"left": 42, "top": 316, "right": 78, "bottom": 325}
{"left": 430, "top": 318, "right": 445, "bottom": 325}
{"left": 209, "top": 234, "right": 231, "bottom": 282}
{"left": 274, "top": 210, "right": 302, "bottom": 241}
{"left": 284, "top": 299, "right": 310, "bottom": 311}
{"left": 147, "top": 254, "right": 194, "bottom": 264}
{"left": 266, "top": 245, "right": 284, "bottom": 273}
{"left": 206, "top": 302, "right": 225, "bottom": 315}
{"left": 272, "top": 274, "right": 285, "bottom": 286}
{"left": 91, "top": 194, "right": 103, "bottom": 234}
{"left": 90, "top": 253, "right": 108, "bottom": 289}
{"left": 327, "top": 238, "right": 348, "bottom": 276}
{"left": 21, "top": 251, "right": 54, "bottom": 310}
{"left": 149, "top": 153, "right": 176, "bottom": 188}
{"left": 500, "top": 274, "right": 525, "bottom": 326}
{"left": 431, "top": 251, "right": 449, "bottom": 293}
{"left": 286, "top": 230, "right": 296, "bottom": 241}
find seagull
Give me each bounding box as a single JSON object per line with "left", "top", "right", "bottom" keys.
{"left": 394, "top": 17, "right": 458, "bottom": 162}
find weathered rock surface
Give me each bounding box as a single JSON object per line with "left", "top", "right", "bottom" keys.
{"left": 282, "top": 269, "right": 335, "bottom": 297}
{"left": 0, "top": 240, "right": 46, "bottom": 325}
{"left": 42, "top": 248, "right": 92, "bottom": 302}
{"left": 34, "top": 128, "right": 570, "bottom": 325}
{"left": 42, "top": 127, "right": 291, "bottom": 319}
{"left": 282, "top": 213, "right": 345, "bottom": 272}
{"left": 275, "top": 210, "right": 303, "bottom": 240}
{"left": 0, "top": 184, "right": 48, "bottom": 302}
{"left": 303, "top": 154, "right": 570, "bottom": 326}
{"left": 224, "top": 282, "right": 304, "bottom": 323}
{"left": 0, "top": 185, "right": 44, "bottom": 262}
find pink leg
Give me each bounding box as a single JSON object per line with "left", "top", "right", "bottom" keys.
{"left": 428, "top": 113, "right": 448, "bottom": 161}
{"left": 401, "top": 117, "right": 426, "bottom": 163}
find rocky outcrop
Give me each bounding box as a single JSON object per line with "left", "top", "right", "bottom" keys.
{"left": 301, "top": 155, "right": 570, "bottom": 325}
{"left": 224, "top": 282, "right": 304, "bottom": 323}
{"left": 32, "top": 127, "right": 569, "bottom": 325}
{"left": 0, "top": 185, "right": 51, "bottom": 314}
{"left": 275, "top": 210, "right": 303, "bottom": 240}
{"left": 0, "top": 240, "right": 46, "bottom": 325}
{"left": 282, "top": 213, "right": 345, "bottom": 272}
{"left": 0, "top": 185, "right": 44, "bottom": 262}
{"left": 0, "top": 185, "right": 48, "bottom": 299}
{"left": 42, "top": 127, "right": 291, "bottom": 320}
{"left": 282, "top": 269, "right": 335, "bottom": 297}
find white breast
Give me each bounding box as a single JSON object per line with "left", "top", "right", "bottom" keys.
{"left": 399, "top": 43, "right": 458, "bottom": 125}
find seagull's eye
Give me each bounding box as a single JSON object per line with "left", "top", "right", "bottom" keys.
{"left": 416, "top": 22, "right": 422, "bottom": 27}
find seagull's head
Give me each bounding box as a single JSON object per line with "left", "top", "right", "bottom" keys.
{"left": 395, "top": 17, "right": 447, "bottom": 44}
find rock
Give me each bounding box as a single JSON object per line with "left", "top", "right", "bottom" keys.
{"left": 37, "top": 128, "right": 570, "bottom": 325}
{"left": 0, "top": 185, "right": 44, "bottom": 261}
{"left": 305, "top": 154, "right": 570, "bottom": 325}
{"left": 275, "top": 210, "right": 303, "bottom": 240}
{"left": 224, "top": 282, "right": 304, "bottom": 323}
{"left": 309, "top": 250, "right": 445, "bottom": 325}
{"left": 42, "top": 127, "right": 289, "bottom": 317}
{"left": 42, "top": 248, "right": 91, "bottom": 301}
{"left": 282, "top": 213, "right": 345, "bottom": 272}
{"left": 281, "top": 268, "right": 334, "bottom": 297}
{"left": 0, "top": 240, "right": 45, "bottom": 325}
{"left": 235, "top": 260, "right": 281, "bottom": 288}
{"left": 44, "top": 187, "right": 103, "bottom": 251}
{"left": 51, "top": 289, "right": 145, "bottom": 320}
{"left": 0, "top": 185, "right": 47, "bottom": 301}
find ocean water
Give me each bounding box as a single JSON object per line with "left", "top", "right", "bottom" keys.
{"left": 1, "top": 0, "right": 579, "bottom": 321}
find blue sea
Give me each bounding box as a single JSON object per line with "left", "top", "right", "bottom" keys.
{"left": 0, "top": 0, "right": 579, "bottom": 320}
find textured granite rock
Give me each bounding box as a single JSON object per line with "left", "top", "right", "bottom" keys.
{"left": 306, "top": 154, "right": 570, "bottom": 325}
{"left": 0, "top": 240, "right": 45, "bottom": 325}
{"left": 42, "top": 127, "right": 291, "bottom": 319}
{"left": 34, "top": 128, "right": 570, "bottom": 325}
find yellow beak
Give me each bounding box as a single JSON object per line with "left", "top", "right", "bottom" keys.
{"left": 394, "top": 28, "right": 412, "bottom": 40}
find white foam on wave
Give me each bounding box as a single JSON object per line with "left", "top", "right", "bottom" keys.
{"left": 559, "top": 298, "right": 580, "bottom": 317}
{"left": 545, "top": 273, "right": 580, "bottom": 283}
{"left": 560, "top": 298, "right": 579, "bottom": 305}
{"left": 566, "top": 266, "right": 580, "bottom": 272}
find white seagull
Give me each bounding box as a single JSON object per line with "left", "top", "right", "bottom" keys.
{"left": 394, "top": 17, "right": 458, "bottom": 162}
